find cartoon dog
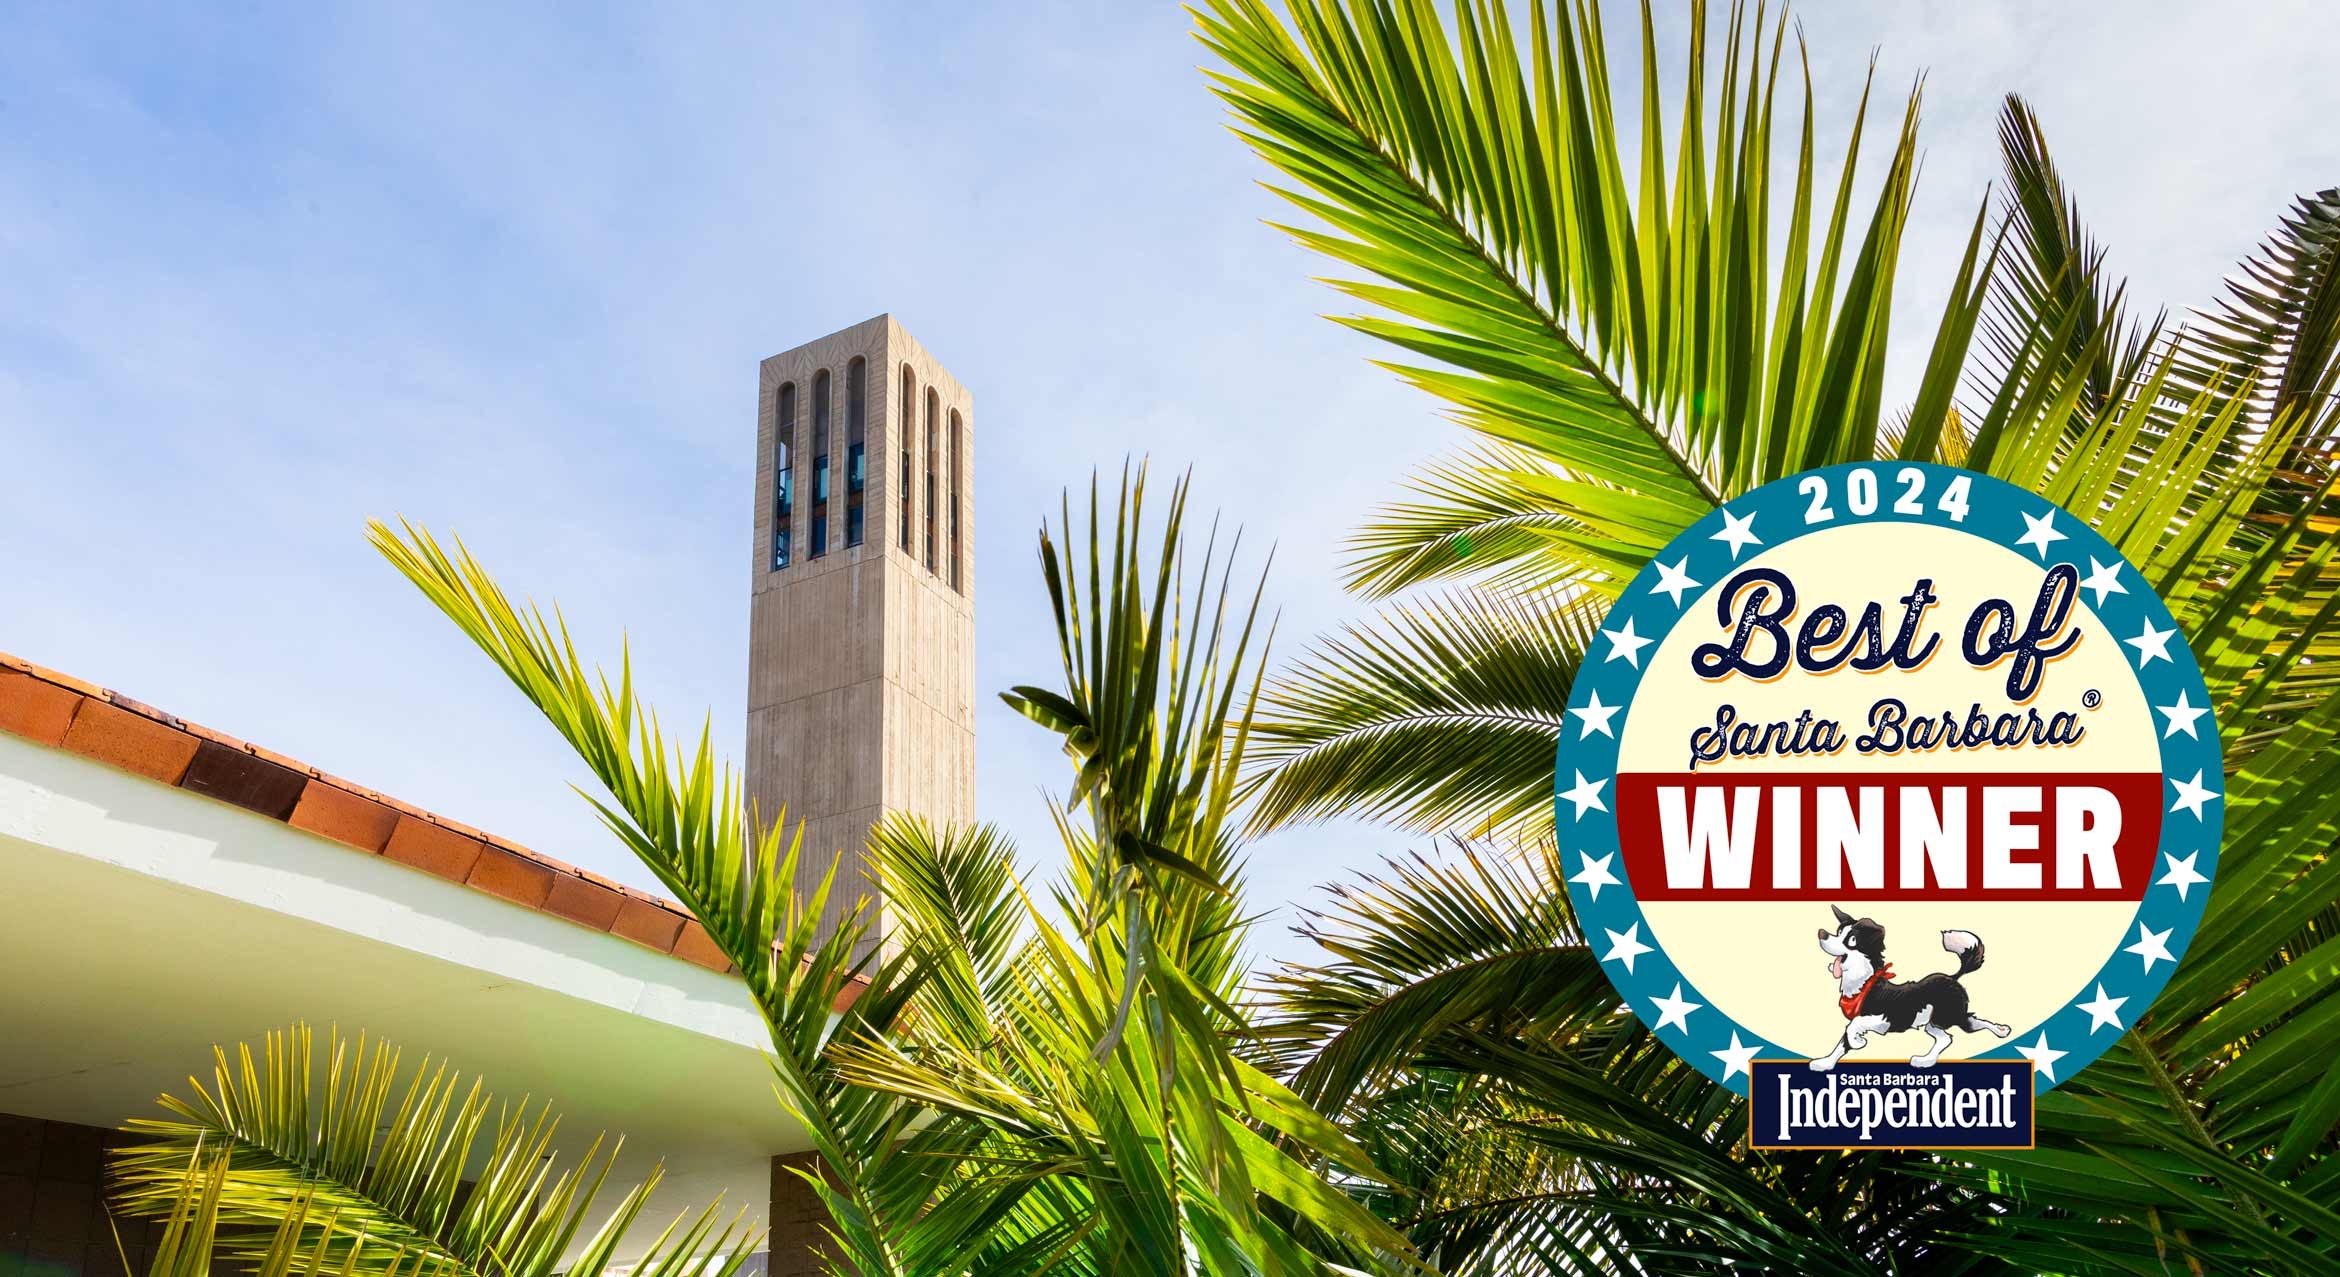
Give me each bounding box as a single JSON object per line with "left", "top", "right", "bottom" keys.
{"left": 1810, "top": 905, "right": 2011, "bottom": 1070}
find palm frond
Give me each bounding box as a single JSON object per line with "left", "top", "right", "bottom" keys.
{"left": 1198, "top": 0, "right": 1947, "bottom": 581}
{"left": 369, "top": 522, "right": 928, "bottom": 1277}
{"left": 111, "top": 1026, "right": 750, "bottom": 1277}
{"left": 1257, "top": 841, "right": 1591, "bottom": 1099}
{"left": 1343, "top": 445, "right": 1624, "bottom": 598}
{"left": 131, "top": 1146, "right": 460, "bottom": 1277}
{"left": 2172, "top": 188, "right": 2340, "bottom": 464}
{"left": 1991, "top": 94, "right": 2153, "bottom": 417}
{"left": 866, "top": 814, "right": 1027, "bottom": 1045}
{"left": 1245, "top": 590, "right": 1592, "bottom": 840}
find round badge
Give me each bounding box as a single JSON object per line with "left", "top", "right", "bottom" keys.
{"left": 1556, "top": 463, "right": 2221, "bottom": 1100}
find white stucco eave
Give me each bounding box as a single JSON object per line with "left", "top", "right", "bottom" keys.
{"left": 0, "top": 731, "right": 797, "bottom": 1252}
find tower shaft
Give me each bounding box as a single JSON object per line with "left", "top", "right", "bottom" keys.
{"left": 746, "top": 315, "right": 974, "bottom": 944}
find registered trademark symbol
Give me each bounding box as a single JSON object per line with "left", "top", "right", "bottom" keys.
{"left": 2082, "top": 689, "right": 2102, "bottom": 708}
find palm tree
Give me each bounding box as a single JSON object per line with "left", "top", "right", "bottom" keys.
{"left": 1200, "top": 0, "right": 2340, "bottom": 1271}
{"left": 365, "top": 469, "right": 1425, "bottom": 1275}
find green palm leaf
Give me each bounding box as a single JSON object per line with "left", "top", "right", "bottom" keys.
{"left": 128, "top": 1145, "right": 458, "bottom": 1277}
{"left": 1992, "top": 94, "right": 2152, "bottom": 419}
{"left": 1345, "top": 444, "right": 1626, "bottom": 597}
{"left": 1197, "top": 0, "right": 1945, "bottom": 571}
{"left": 1245, "top": 589, "right": 1593, "bottom": 839}
{"left": 110, "top": 1025, "right": 750, "bottom": 1277}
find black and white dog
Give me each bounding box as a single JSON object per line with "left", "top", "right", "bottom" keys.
{"left": 1810, "top": 905, "right": 2011, "bottom": 1070}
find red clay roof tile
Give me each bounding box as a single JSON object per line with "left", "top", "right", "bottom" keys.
{"left": 60, "top": 699, "right": 198, "bottom": 784}
{"left": 672, "top": 921, "right": 732, "bottom": 974}
{"left": 383, "top": 815, "right": 484, "bottom": 884}
{"left": 543, "top": 875, "right": 626, "bottom": 931}
{"left": 481, "top": 831, "right": 585, "bottom": 879}
{"left": 466, "top": 846, "right": 555, "bottom": 910}
{"left": 180, "top": 740, "right": 308, "bottom": 821}
{"left": 0, "top": 669, "right": 82, "bottom": 747}
{"left": 288, "top": 783, "right": 400, "bottom": 852}
{"left": 611, "top": 897, "right": 686, "bottom": 953}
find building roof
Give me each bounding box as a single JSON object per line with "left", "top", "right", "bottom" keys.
{"left": 0, "top": 649, "right": 736, "bottom": 974}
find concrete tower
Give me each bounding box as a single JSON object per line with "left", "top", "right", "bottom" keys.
{"left": 747, "top": 315, "right": 975, "bottom": 943}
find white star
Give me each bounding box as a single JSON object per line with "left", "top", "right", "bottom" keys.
{"left": 2125, "top": 922, "right": 2175, "bottom": 971}
{"left": 2077, "top": 983, "right": 2129, "bottom": 1033}
{"left": 1602, "top": 617, "right": 1653, "bottom": 667}
{"left": 1559, "top": 770, "right": 1609, "bottom": 818}
{"left": 2125, "top": 620, "right": 2177, "bottom": 667}
{"left": 2015, "top": 1031, "right": 2069, "bottom": 1084}
{"left": 2157, "top": 851, "right": 2209, "bottom": 903}
{"left": 1570, "top": 851, "right": 1621, "bottom": 901}
{"left": 1711, "top": 1032, "right": 1760, "bottom": 1082}
{"left": 2080, "top": 556, "right": 2129, "bottom": 606}
{"left": 1710, "top": 508, "right": 1762, "bottom": 560}
{"left": 1649, "top": 982, "right": 1702, "bottom": 1033}
{"left": 2156, "top": 690, "right": 2209, "bottom": 740}
{"left": 2015, "top": 509, "right": 2067, "bottom": 560}
{"left": 1572, "top": 690, "right": 1620, "bottom": 739}
{"left": 1602, "top": 923, "right": 1653, "bottom": 973}
{"left": 2170, "top": 770, "right": 2221, "bottom": 820}
{"left": 1650, "top": 556, "right": 1702, "bottom": 606}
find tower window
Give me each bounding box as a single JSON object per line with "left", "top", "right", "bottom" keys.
{"left": 810, "top": 369, "right": 831, "bottom": 558}
{"left": 924, "top": 390, "right": 939, "bottom": 572}
{"left": 845, "top": 357, "right": 866, "bottom": 546}
{"left": 775, "top": 384, "right": 797, "bottom": 566}
{"left": 949, "top": 409, "right": 963, "bottom": 592}
{"left": 899, "top": 366, "right": 915, "bottom": 552}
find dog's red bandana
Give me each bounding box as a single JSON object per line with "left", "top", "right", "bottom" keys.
{"left": 1839, "top": 965, "right": 1894, "bottom": 1019}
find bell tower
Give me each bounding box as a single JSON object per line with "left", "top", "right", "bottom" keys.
{"left": 746, "top": 315, "right": 975, "bottom": 944}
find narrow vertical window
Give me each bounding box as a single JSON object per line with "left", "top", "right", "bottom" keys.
{"left": 899, "top": 365, "right": 915, "bottom": 551}
{"left": 810, "top": 369, "right": 831, "bottom": 558}
{"left": 845, "top": 357, "right": 867, "bottom": 547}
{"left": 772, "top": 382, "right": 795, "bottom": 570}
{"left": 948, "top": 410, "right": 963, "bottom": 591}
{"left": 923, "top": 390, "right": 939, "bottom": 572}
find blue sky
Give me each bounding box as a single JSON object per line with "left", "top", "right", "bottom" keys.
{"left": 4, "top": 2, "right": 2335, "bottom": 968}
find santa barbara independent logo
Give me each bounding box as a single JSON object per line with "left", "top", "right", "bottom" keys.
{"left": 1553, "top": 462, "right": 2223, "bottom": 1150}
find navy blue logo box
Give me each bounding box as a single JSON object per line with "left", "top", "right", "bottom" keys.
{"left": 1750, "top": 1060, "right": 2036, "bottom": 1150}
